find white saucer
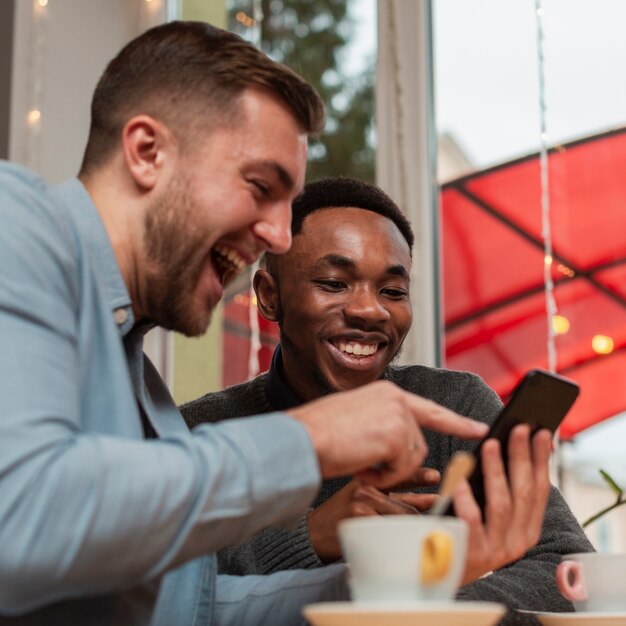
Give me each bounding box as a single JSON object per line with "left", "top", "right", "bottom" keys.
{"left": 518, "top": 609, "right": 626, "bottom": 625}
{"left": 303, "top": 601, "right": 506, "bottom": 626}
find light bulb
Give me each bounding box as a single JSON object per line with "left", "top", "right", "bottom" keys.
{"left": 27, "top": 110, "right": 41, "bottom": 125}
{"left": 552, "top": 315, "right": 570, "bottom": 335}
{"left": 592, "top": 335, "right": 614, "bottom": 355}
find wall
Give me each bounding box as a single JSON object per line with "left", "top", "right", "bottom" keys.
{"left": 9, "top": 0, "right": 163, "bottom": 181}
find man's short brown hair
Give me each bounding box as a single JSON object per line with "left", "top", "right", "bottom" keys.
{"left": 79, "top": 21, "right": 325, "bottom": 176}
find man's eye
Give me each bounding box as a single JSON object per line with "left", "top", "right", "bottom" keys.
{"left": 251, "top": 180, "right": 270, "bottom": 196}
{"left": 316, "top": 280, "right": 345, "bottom": 291}
{"left": 382, "top": 288, "right": 408, "bottom": 299}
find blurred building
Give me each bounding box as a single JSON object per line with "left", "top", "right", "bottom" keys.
{"left": 437, "top": 131, "right": 475, "bottom": 183}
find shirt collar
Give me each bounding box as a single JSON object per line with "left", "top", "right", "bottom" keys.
{"left": 266, "top": 345, "right": 305, "bottom": 411}
{"left": 53, "top": 178, "right": 135, "bottom": 336}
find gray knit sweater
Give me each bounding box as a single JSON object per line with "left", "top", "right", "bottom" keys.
{"left": 180, "top": 364, "right": 594, "bottom": 625}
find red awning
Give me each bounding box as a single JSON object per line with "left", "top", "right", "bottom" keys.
{"left": 442, "top": 127, "right": 626, "bottom": 440}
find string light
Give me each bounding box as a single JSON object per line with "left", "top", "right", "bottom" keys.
{"left": 592, "top": 335, "right": 614, "bottom": 355}
{"left": 536, "top": 0, "right": 557, "bottom": 375}
{"left": 535, "top": 0, "right": 561, "bottom": 487}
{"left": 234, "top": 293, "right": 259, "bottom": 308}
{"left": 552, "top": 315, "right": 570, "bottom": 335}
{"left": 26, "top": 0, "right": 48, "bottom": 171}
{"left": 246, "top": 1, "right": 264, "bottom": 380}
{"left": 247, "top": 262, "right": 261, "bottom": 379}
{"left": 236, "top": 11, "right": 256, "bottom": 28}
{"left": 27, "top": 110, "right": 41, "bottom": 126}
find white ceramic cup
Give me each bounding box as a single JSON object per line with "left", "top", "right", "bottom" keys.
{"left": 338, "top": 515, "right": 468, "bottom": 603}
{"left": 556, "top": 553, "right": 626, "bottom": 612}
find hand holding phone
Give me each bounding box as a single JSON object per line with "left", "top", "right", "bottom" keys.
{"left": 445, "top": 368, "right": 580, "bottom": 516}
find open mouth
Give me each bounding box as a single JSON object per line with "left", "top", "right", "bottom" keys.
{"left": 211, "top": 244, "right": 247, "bottom": 287}
{"left": 331, "top": 340, "right": 382, "bottom": 358}
{"left": 325, "top": 337, "right": 390, "bottom": 377}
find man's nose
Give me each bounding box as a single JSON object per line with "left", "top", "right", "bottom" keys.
{"left": 252, "top": 200, "right": 292, "bottom": 254}
{"left": 344, "top": 288, "right": 390, "bottom": 324}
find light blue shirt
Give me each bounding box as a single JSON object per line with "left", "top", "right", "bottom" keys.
{"left": 0, "top": 162, "right": 348, "bottom": 625}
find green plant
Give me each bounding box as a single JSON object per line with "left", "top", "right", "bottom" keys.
{"left": 582, "top": 469, "right": 626, "bottom": 528}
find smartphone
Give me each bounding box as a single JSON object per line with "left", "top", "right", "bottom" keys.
{"left": 444, "top": 368, "right": 580, "bottom": 516}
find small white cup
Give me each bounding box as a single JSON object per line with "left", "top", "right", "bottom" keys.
{"left": 338, "top": 515, "right": 468, "bottom": 603}
{"left": 556, "top": 553, "right": 626, "bottom": 612}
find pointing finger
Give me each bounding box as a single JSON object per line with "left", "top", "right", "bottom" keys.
{"left": 403, "top": 394, "right": 489, "bottom": 440}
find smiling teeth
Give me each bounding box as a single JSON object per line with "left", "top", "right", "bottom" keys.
{"left": 212, "top": 244, "right": 248, "bottom": 287}
{"left": 214, "top": 244, "right": 246, "bottom": 271}
{"left": 338, "top": 342, "right": 378, "bottom": 356}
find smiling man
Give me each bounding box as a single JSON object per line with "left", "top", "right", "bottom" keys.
{"left": 0, "top": 23, "right": 492, "bottom": 626}
{"left": 266, "top": 206, "right": 413, "bottom": 400}
{"left": 182, "top": 176, "right": 594, "bottom": 624}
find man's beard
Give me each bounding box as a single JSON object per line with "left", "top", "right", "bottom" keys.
{"left": 142, "top": 180, "right": 213, "bottom": 337}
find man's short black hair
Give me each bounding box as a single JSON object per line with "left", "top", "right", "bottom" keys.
{"left": 293, "top": 176, "right": 413, "bottom": 248}
{"left": 266, "top": 176, "right": 414, "bottom": 274}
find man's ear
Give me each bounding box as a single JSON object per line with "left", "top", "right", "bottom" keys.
{"left": 254, "top": 269, "right": 280, "bottom": 322}
{"left": 121, "top": 115, "right": 173, "bottom": 191}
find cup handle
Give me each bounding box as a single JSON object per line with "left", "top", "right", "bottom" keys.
{"left": 556, "top": 560, "right": 588, "bottom": 602}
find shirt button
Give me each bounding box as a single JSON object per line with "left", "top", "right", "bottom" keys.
{"left": 113, "top": 308, "right": 129, "bottom": 325}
